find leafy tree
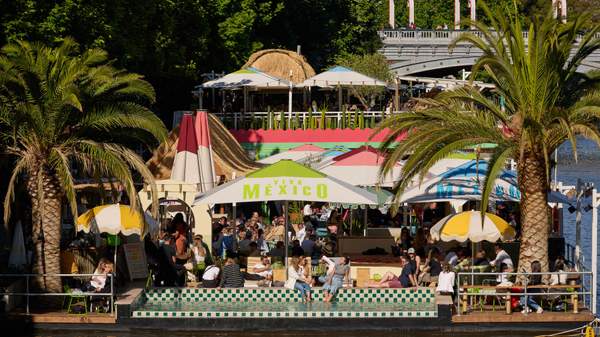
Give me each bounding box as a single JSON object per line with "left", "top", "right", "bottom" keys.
{"left": 335, "top": 53, "right": 391, "bottom": 110}
{"left": 0, "top": 39, "right": 166, "bottom": 292}
{"left": 377, "top": 4, "right": 600, "bottom": 275}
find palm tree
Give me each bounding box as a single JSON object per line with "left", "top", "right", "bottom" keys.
{"left": 377, "top": 5, "right": 600, "bottom": 274}
{"left": 0, "top": 39, "right": 167, "bottom": 293}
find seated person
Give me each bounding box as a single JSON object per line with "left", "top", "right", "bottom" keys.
{"left": 473, "top": 249, "right": 490, "bottom": 266}
{"left": 318, "top": 255, "right": 337, "bottom": 286}
{"left": 285, "top": 257, "right": 312, "bottom": 303}
{"left": 322, "top": 256, "right": 350, "bottom": 302}
{"left": 368, "top": 255, "right": 416, "bottom": 288}
{"left": 269, "top": 241, "right": 285, "bottom": 262}
{"left": 219, "top": 257, "right": 245, "bottom": 288}
{"left": 82, "top": 258, "right": 114, "bottom": 292}
{"left": 291, "top": 240, "right": 304, "bottom": 257}
{"left": 419, "top": 249, "right": 441, "bottom": 285}
{"left": 248, "top": 256, "right": 273, "bottom": 285}
{"left": 496, "top": 263, "right": 513, "bottom": 285}
{"left": 490, "top": 243, "right": 514, "bottom": 271}
{"left": 248, "top": 241, "right": 261, "bottom": 257}
{"left": 301, "top": 234, "right": 316, "bottom": 257}
{"left": 520, "top": 260, "right": 543, "bottom": 314}
{"left": 202, "top": 261, "right": 221, "bottom": 288}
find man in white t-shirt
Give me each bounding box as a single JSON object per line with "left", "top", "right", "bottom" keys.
{"left": 252, "top": 256, "right": 273, "bottom": 281}
{"left": 202, "top": 264, "right": 220, "bottom": 288}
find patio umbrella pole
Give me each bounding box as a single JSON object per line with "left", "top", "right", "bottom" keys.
{"left": 284, "top": 200, "right": 289, "bottom": 278}
{"left": 338, "top": 85, "right": 342, "bottom": 112}
{"left": 363, "top": 207, "right": 368, "bottom": 237}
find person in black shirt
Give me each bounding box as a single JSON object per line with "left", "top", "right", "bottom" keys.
{"left": 399, "top": 255, "right": 417, "bottom": 288}
{"left": 219, "top": 257, "right": 245, "bottom": 288}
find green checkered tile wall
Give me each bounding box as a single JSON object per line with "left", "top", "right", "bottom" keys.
{"left": 143, "top": 287, "right": 434, "bottom": 304}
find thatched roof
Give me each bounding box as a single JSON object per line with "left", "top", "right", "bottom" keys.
{"left": 146, "top": 113, "right": 260, "bottom": 182}
{"left": 243, "top": 49, "right": 316, "bottom": 84}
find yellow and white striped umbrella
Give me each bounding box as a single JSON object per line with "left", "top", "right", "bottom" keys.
{"left": 430, "top": 210, "right": 516, "bottom": 243}
{"left": 76, "top": 204, "right": 157, "bottom": 237}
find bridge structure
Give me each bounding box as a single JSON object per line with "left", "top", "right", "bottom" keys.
{"left": 378, "top": 29, "right": 600, "bottom": 76}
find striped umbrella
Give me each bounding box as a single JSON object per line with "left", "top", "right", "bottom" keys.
{"left": 430, "top": 210, "right": 516, "bottom": 243}
{"left": 195, "top": 110, "right": 216, "bottom": 192}
{"left": 171, "top": 114, "right": 200, "bottom": 183}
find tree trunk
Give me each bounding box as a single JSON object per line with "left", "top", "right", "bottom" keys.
{"left": 27, "top": 167, "right": 64, "bottom": 296}
{"left": 517, "top": 152, "right": 551, "bottom": 282}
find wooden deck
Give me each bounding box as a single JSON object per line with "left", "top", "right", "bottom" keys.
{"left": 453, "top": 310, "right": 594, "bottom": 323}
{"left": 8, "top": 311, "right": 116, "bottom": 324}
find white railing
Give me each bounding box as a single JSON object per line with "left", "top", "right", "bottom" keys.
{"left": 212, "top": 110, "right": 402, "bottom": 129}
{"left": 379, "top": 29, "right": 600, "bottom": 43}
{"left": 455, "top": 270, "right": 593, "bottom": 316}
{"left": 0, "top": 273, "right": 114, "bottom": 315}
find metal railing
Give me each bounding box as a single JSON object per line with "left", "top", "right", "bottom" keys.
{"left": 379, "top": 29, "right": 600, "bottom": 43}
{"left": 455, "top": 271, "right": 593, "bottom": 316}
{"left": 212, "top": 110, "right": 402, "bottom": 130}
{"left": 0, "top": 273, "right": 114, "bottom": 315}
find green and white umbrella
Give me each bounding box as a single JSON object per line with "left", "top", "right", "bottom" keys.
{"left": 193, "top": 160, "right": 379, "bottom": 205}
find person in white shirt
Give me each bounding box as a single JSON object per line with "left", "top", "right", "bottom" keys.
{"left": 296, "top": 222, "right": 306, "bottom": 243}
{"left": 303, "top": 203, "right": 313, "bottom": 216}
{"left": 490, "top": 243, "right": 514, "bottom": 270}
{"left": 83, "top": 258, "right": 113, "bottom": 292}
{"left": 252, "top": 256, "right": 273, "bottom": 282}
{"left": 285, "top": 257, "right": 312, "bottom": 303}
{"left": 202, "top": 264, "right": 220, "bottom": 288}
{"left": 318, "top": 255, "right": 337, "bottom": 286}
{"left": 436, "top": 262, "right": 456, "bottom": 296}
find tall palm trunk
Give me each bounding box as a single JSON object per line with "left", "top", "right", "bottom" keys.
{"left": 517, "top": 152, "right": 551, "bottom": 279}
{"left": 27, "top": 167, "right": 63, "bottom": 295}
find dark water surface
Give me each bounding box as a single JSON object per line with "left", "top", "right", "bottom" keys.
{"left": 21, "top": 329, "right": 554, "bottom": 337}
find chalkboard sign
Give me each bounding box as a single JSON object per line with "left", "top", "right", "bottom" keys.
{"left": 123, "top": 242, "right": 148, "bottom": 281}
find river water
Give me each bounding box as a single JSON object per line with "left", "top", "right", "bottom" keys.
{"left": 557, "top": 139, "right": 600, "bottom": 313}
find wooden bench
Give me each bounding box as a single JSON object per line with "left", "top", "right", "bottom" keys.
{"left": 460, "top": 284, "right": 582, "bottom": 314}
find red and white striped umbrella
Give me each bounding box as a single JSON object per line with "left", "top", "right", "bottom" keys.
{"left": 195, "top": 111, "right": 216, "bottom": 192}
{"left": 171, "top": 114, "right": 200, "bottom": 183}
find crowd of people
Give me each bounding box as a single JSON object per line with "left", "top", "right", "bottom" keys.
{"left": 141, "top": 204, "right": 573, "bottom": 310}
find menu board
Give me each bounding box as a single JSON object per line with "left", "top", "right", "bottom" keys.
{"left": 123, "top": 242, "right": 148, "bottom": 281}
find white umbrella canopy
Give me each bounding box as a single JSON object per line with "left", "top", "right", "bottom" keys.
{"left": 300, "top": 66, "right": 387, "bottom": 87}
{"left": 193, "top": 160, "right": 379, "bottom": 205}
{"left": 258, "top": 144, "right": 325, "bottom": 164}
{"left": 430, "top": 210, "right": 516, "bottom": 243}
{"left": 199, "top": 67, "right": 291, "bottom": 89}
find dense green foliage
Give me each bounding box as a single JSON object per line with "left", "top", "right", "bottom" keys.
{"left": 0, "top": 0, "right": 595, "bottom": 120}
{"left": 0, "top": 0, "right": 387, "bottom": 121}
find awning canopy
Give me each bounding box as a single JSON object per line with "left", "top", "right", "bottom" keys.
{"left": 258, "top": 144, "right": 325, "bottom": 164}
{"left": 300, "top": 66, "right": 387, "bottom": 87}
{"left": 193, "top": 160, "right": 379, "bottom": 205}
{"left": 198, "top": 67, "right": 291, "bottom": 89}
{"left": 399, "top": 160, "right": 521, "bottom": 203}
{"left": 398, "top": 160, "right": 572, "bottom": 205}
{"left": 319, "top": 145, "right": 402, "bottom": 187}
